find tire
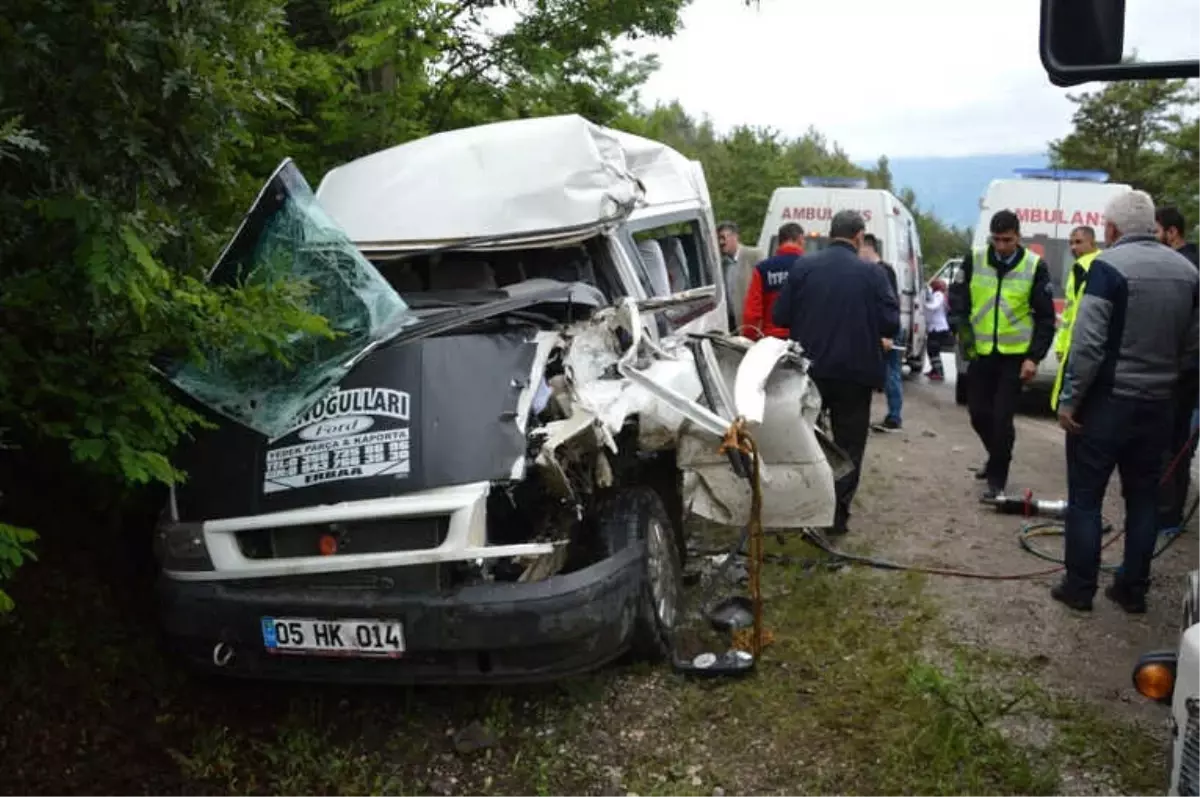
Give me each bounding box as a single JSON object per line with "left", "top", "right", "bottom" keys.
{"left": 592, "top": 486, "right": 683, "bottom": 662}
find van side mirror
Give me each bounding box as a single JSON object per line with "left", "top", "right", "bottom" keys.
{"left": 1040, "top": 0, "right": 1199, "bottom": 86}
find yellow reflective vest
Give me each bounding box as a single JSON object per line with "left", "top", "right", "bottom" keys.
{"left": 967, "top": 247, "right": 1039, "bottom": 357}
{"left": 1051, "top": 249, "right": 1100, "bottom": 411}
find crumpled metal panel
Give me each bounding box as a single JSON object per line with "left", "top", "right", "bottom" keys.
{"left": 677, "top": 338, "right": 836, "bottom": 529}
{"left": 558, "top": 304, "right": 836, "bottom": 529}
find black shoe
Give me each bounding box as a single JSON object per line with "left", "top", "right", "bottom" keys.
{"left": 980, "top": 483, "right": 1006, "bottom": 502}
{"left": 872, "top": 417, "right": 901, "bottom": 433}
{"left": 1104, "top": 583, "right": 1147, "bottom": 614}
{"left": 1051, "top": 582, "right": 1094, "bottom": 611}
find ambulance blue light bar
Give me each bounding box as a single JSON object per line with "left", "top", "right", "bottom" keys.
{"left": 1012, "top": 167, "right": 1110, "bottom": 183}
{"left": 800, "top": 176, "right": 869, "bottom": 189}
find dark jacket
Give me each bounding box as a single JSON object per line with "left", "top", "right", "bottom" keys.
{"left": 1171, "top": 242, "right": 1200, "bottom": 374}
{"left": 1057, "top": 235, "right": 1200, "bottom": 412}
{"left": 947, "top": 244, "right": 1056, "bottom": 362}
{"left": 743, "top": 242, "right": 804, "bottom": 340}
{"left": 771, "top": 240, "right": 900, "bottom": 389}
{"left": 1177, "top": 241, "right": 1199, "bottom": 267}
{"left": 876, "top": 260, "right": 898, "bottom": 299}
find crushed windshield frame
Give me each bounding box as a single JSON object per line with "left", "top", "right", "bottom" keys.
{"left": 168, "top": 159, "right": 415, "bottom": 439}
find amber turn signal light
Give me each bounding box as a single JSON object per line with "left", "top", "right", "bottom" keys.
{"left": 318, "top": 534, "right": 338, "bottom": 556}
{"left": 1131, "top": 652, "right": 1177, "bottom": 704}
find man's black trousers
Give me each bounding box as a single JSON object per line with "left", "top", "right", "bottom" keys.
{"left": 814, "top": 377, "right": 873, "bottom": 531}
{"left": 966, "top": 353, "right": 1024, "bottom": 489}
{"left": 1158, "top": 369, "right": 1198, "bottom": 530}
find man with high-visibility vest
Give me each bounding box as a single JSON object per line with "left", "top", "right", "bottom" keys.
{"left": 948, "top": 209, "right": 1056, "bottom": 500}
{"left": 1050, "top": 226, "right": 1101, "bottom": 405}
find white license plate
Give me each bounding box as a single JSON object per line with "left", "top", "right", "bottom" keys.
{"left": 261, "top": 617, "right": 405, "bottom": 657}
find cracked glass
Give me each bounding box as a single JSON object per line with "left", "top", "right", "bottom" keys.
{"left": 168, "top": 160, "right": 415, "bottom": 439}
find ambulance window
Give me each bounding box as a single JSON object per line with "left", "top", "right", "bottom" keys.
{"left": 800, "top": 234, "right": 832, "bottom": 254}
{"left": 1024, "top": 236, "right": 1069, "bottom": 299}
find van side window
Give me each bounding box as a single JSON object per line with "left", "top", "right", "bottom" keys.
{"left": 630, "top": 219, "right": 714, "bottom": 295}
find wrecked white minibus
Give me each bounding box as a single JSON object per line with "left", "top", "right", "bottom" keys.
{"left": 153, "top": 115, "right": 840, "bottom": 683}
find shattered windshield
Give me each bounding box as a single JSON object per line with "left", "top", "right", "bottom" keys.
{"left": 168, "top": 159, "right": 415, "bottom": 439}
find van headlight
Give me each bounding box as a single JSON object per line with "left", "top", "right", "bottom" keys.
{"left": 154, "top": 522, "right": 214, "bottom": 572}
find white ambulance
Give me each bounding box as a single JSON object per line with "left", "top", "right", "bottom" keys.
{"left": 928, "top": 168, "right": 1132, "bottom": 405}
{"left": 756, "top": 178, "right": 927, "bottom": 376}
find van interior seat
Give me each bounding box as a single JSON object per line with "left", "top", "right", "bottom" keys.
{"left": 637, "top": 239, "right": 671, "bottom": 296}
{"left": 659, "top": 236, "right": 689, "bottom": 292}
{"left": 429, "top": 260, "right": 498, "bottom": 291}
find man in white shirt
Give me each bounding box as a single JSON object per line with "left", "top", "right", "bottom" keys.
{"left": 718, "top": 221, "right": 764, "bottom": 333}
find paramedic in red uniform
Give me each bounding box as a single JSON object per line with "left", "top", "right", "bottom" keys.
{"left": 742, "top": 222, "right": 805, "bottom": 340}
{"left": 771, "top": 210, "right": 900, "bottom": 536}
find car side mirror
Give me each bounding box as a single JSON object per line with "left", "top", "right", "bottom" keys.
{"left": 1039, "top": 0, "right": 1199, "bottom": 86}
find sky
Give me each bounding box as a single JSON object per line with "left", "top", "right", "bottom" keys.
{"left": 622, "top": 0, "right": 1200, "bottom": 160}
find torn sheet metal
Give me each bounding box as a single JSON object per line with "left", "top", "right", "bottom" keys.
{"left": 559, "top": 303, "right": 700, "bottom": 448}
{"left": 678, "top": 337, "right": 836, "bottom": 529}
{"left": 556, "top": 302, "right": 837, "bottom": 529}
{"left": 732, "top": 337, "right": 802, "bottom": 425}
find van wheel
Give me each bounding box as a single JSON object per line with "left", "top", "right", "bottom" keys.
{"left": 593, "top": 486, "right": 682, "bottom": 662}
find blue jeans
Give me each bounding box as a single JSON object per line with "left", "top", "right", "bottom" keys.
{"left": 883, "top": 332, "right": 905, "bottom": 424}
{"left": 1063, "top": 393, "right": 1172, "bottom": 598}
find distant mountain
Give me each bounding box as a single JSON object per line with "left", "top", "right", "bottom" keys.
{"left": 857, "top": 153, "right": 1049, "bottom": 230}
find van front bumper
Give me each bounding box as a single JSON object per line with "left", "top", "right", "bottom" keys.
{"left": 156, "top": 544, "right": 644, "bottom": 685}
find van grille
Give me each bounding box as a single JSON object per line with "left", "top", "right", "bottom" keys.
{"left": 237, "top": 517, "right": 448, "bottom": 560}
{"left": 1181, "top": 698, "right": 1199, "bottom": 797}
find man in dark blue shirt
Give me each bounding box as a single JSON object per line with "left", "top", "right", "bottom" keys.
{"left": 772, "top": 210, "right": 900, "bottom": 535}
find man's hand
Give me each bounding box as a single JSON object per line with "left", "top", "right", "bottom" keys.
{"left": 1019, "top": 358, "right": 1037, "bottom": 383}
{"left": 1058, "top": 407, "right": 1082, "bottom": 435}
{"left": 881, "top": 338, "right": 894, "bottom": 351}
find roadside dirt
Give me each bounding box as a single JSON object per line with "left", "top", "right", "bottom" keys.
{"left": 856, "top": 377, "right": 1197, "bottom": 722}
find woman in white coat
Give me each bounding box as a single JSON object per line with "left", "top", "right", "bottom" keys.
{"left": 924, "top": 278, "right": 952, "bottom": 381}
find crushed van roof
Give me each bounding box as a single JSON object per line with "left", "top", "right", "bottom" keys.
{"left": 314, "top": 115, "right": 704, "bottom": 251}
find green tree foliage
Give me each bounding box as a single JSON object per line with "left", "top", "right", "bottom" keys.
{"left": 895, "top": 188, "right": 973, "bottom": 277}
{"left": 0, "top": 1, "right": 338, "bottom": 493}
{"left": 1156, "top": 87, "right": 1200, "bottom": 237}
{"left": 1049, "top": 79, "right": 1199, "bottom": 236}
{"left": 0, "top": 0, "right": 965, "bottom": 607}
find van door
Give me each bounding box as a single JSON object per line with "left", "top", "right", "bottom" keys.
{"left": 903, "top": 217, "right": 926, "bottom": 367}
{"left": 886, "top": 212, "right": 914, "bottom": 355}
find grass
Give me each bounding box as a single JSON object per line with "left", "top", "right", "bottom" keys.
{"left": 0, "top": 531, "right": 1172, "bottom": 795}
{"left": 607, "top": 540, "right": 1060, "bottom": 796}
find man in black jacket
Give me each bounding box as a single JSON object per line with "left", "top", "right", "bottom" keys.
{"left": 772, "top": 210, "right": 900, "bottom": 535}
{"left": 1154, "top": 206, "right": 1199, "bottom": 532}
{"left": 948, "top": 210, "right": 1056, "bottom": 499}
{"left": 1156, "top": 206, "right": 1199, "bottom": 267}
{"left": 861, "top": 233, "right": 904, "bottom": 431}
